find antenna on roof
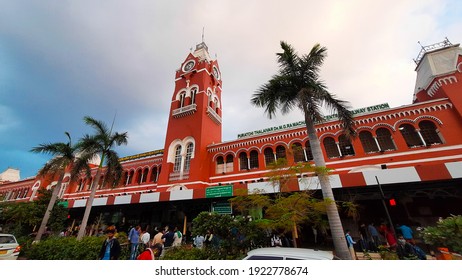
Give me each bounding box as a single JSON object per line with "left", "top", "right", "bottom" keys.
{"left": 417, "top": 41, "right": 425, "bottom": 50}
{"left": 202, "top": 27, "right": 205, "bottom": 43}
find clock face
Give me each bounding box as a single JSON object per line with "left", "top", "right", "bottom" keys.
{"left": 183, "top": 60, "right": 195, "bottom": 72}
{"left": 212, "top": 66, "right": 220, "bottom": 80}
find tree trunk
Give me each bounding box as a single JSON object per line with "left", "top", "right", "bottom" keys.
{"left": 34, "top": 172, "right": 65, "bottom": 242}
{"left": 304, "top": 113, "right": 352, "bottom": 260}
{"left": 77, "top": 167, "right": 102, "bottom": 240}
{"left": 292, "top": 220, "right": 298, "bottom": 248}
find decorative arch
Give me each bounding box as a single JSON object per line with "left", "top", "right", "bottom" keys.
{"left": 371, "top": 123, "right": 396, "bottom": 132}
{"left": 415, "top": 115, "right": 444, "bottom": 125}
{"left": 393, "top": 119, "right": 416, "bottom": 130}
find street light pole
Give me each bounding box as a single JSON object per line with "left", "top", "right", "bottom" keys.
{"left": 375, "top": 176, "right": 397, "bottom": 239}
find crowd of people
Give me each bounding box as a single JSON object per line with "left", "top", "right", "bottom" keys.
{"left": 70, "top": 219, "right": 430, "bottom": 260}
{"left": 346, "top": 221, "right": 427, "bottom": 260}
{"left": 96, "top": 224, "right": 222, "bottom": 260}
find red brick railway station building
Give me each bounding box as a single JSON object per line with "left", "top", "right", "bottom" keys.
{"left": 1, "top": 39, "right": 462, "bottom": 240}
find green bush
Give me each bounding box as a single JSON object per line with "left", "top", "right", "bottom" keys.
{"left": 191, "top": 212, "right": 266, "bottom": 259}
{"left": 161, "top": 245, "right": 232, "bottom": 260}
{"left": 25, "top": 236, "right": 130, "bottom": 260}
{"left": 378, "top": 245, "right": 399, "bottom": 260}
{"left": 423, "top": 215, "right": 462, "bottom": 254}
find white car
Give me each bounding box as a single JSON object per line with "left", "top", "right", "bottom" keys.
{"left": 0, "top": 234, "right": 21, "bottom": 260}
{"left": 243, "top": 247, "right": 336, "bottom": 260}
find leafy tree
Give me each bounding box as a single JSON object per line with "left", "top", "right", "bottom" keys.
{"left": 0, "top": 188, "right": 68, "bottom": 237}
{"left": 231, "top": 159, "right": 333, "bottom": 247}
{"left": 422, "top": 215, "right": 462, "bottom": 254}
{"left": 191, "top": 212, "right": 266, "bottom": 259}
{"left": 76, "top": 116, "right": 128, "bottom": 240}
{"left": 30, "top": 132, "right": 89, "bottom": 242}
{"left": 251, "top": 41, "right": 355, "bottom": 259}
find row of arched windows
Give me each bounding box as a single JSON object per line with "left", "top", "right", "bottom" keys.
{"left": 215, "top": 120, "right": 444, "bottom": 173}
{"left": 75, "top": 165, "right": 162, "bottom": 192}
{"left": 0, "top": 188, "right": 28, "bottom": 201}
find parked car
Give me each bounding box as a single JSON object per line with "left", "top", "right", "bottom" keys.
{"left": 0, "top": 234, "right": 21, "bottom": 260}
{"left": 243, "top": 247, "right": 337, "bottom": 260}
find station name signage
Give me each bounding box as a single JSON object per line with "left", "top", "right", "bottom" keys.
{"left": 237, "top": 103, "right": 390, "bottom": 138}
{"left": 119, "top": 149, "right": 164, "bottom": 162}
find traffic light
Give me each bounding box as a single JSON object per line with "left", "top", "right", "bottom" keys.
{"left": 389, "top": 198, "right": 397, "bottom": 206}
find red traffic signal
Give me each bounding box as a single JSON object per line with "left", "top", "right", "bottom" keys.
{"left": 389, "top": 198, "right": 396, "bottom": 206}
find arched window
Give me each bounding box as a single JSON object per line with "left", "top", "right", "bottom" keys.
{"left": 376, "top": 128, "right": 396, "bottom": 151}
{"left": 150, "top": 167, "right": 158, "bottom": 182}
{"left": 184, "top": 143, "right": 194, "bottom": 172}
{"left": 179, "top": 91, "right": 186, "bottom": 108}
{"left": 305, "top": 141, "right": 314, "bottom": 161}
{"left": 292, "top": 143, "right": 305, "bottom": 162}
{"left": 249, "top": 150, "right": 259, "bottom": 169}
{"left": 226, "top": 154, "right": 234, "bottom": 173}
{"left": 399, "top": 124, "right": 423, "bottom": 148}
{"left": 359, "top": 131, "right": 379, "bottom": 153}
{"left": 128, "top": 170, "right": 134, "bottom": 185}
{"left": 142, "top": 168, "right": 149, "bottom": 183}
{"left": 120, "top": 172, "right": 128, "bottom": 186}
{"left": 239, "top": 152, "right": 248, "bottom": 170}
{"left": 97, "top": 175, "right": 105, "bottom": 189}
{"left": 87, "top": 177, "right": 93, "bottom": 190}
{"left": 136, "top": 169, "right": 143, "bottom": 184}
{"left": 216, "top": 156, "right": 225, "bottom": 174}
{"left": 173, "top": 145, "right": 182, "bottom": 172}
{"left": 419, "top": 120, "right": 443, "bottom": 145}
{"left": 323, "top": 137, "right": 340, "bottom": 158}
{"left": 77, "top": 178, "right": 85, "bottom": 191}
{"left": 190, "top": 87, "right": 198, "bottom": 105}
{"left": 264, "top": 147, "right": 275, "bottom": 166}
{"left": 276, "top": 145, "right": 286, "bottom": 160}
{"left": 339, "top": 134, "right": 355, "bottom": 156}
{"left": 213, "top": 97, "right": 218, "bottom": 110}
{"left": 207, "top": 90, "right": 213, "bottom": 107}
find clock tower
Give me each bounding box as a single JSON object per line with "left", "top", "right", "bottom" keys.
{"left": 157, "top": 41, "right": 223, "bottom": 190}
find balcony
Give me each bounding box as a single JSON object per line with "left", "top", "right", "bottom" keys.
{"left": 172, "top": 104, "right": 197, "bottom": 118}
{"left": 207, "top": 106, "right": 222, "bottom": 124}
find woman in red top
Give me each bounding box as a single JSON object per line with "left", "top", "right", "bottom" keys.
{"left": 379, "top": 223, "right": 397, "bottom": 249}
{"left": 137, "top": 243, "right": 163, "bottom": 260}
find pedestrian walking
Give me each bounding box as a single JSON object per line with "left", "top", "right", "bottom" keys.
{"left": 99, "top": 226, "right": 121, "bottom": 260}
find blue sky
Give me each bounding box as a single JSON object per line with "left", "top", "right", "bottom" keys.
{"left": 1, "top": 0, "right": 461, "bottom": 179}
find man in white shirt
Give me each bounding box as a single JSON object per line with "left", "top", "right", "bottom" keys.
{"left": 140, "top": 228, "right": 151, "bottom": 249}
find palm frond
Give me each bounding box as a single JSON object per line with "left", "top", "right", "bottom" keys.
{"left": 277, "top": 41, "right": 300, "bottom": 77}
{"left": 104, "top": 150, "right": 123, "bottom": 187}
{"left": 83, "top": 116, "right": 109, "bottom": 136}
{"left": 112, "top": 132, "right": 129, "bottom": 146}
{"left": 317, "top": 89, "right": 356, "bottom": 138}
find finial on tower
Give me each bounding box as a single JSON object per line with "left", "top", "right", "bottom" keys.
{"left": 202, "top": 27, "right": 205, "bottom": 43}
{"left": 195, "top": 27, "right": 209, "bottom": 52}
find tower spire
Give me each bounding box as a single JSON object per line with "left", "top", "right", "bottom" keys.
{"left": 202, "top": 27, "right": 205, "bottom": 43}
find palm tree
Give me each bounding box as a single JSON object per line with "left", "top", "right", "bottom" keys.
{"left": 76, "top": 116, "right": 128, "bottom": 240}
{"left": 251, "top": 41, "right": 355, "bottom": 260}
{"left": 30, "top": 132, "right": 90, "bottom": 242}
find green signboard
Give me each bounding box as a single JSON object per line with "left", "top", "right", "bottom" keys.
{"left": 205, "top": 185, "right": 233, "bottom": 198}
{"left": 58, "top": 201, "right": 69, "bottom": 208}
{"left": 212, "top": 202, "right": 232, "bottom": 214}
